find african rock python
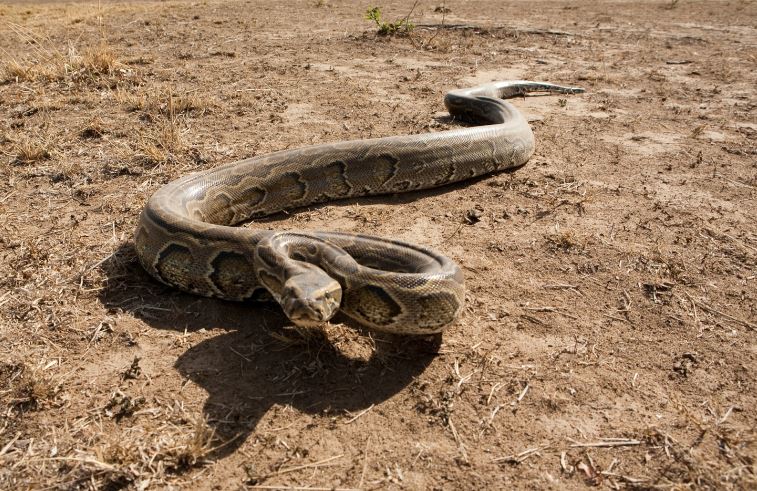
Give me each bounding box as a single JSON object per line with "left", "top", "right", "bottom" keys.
{"left": 134, "top": 81, "right": 584, "bottom": 334}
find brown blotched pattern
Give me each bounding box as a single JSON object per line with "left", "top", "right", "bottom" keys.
{"left": 135, "top": 81, "right": 583, "bottom": 334}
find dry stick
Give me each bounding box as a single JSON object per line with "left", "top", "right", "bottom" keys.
{"left": 441, "top": 223, "right": 465, "bottom": 243}
{"left": 685, "top": 293, "right": 756, "bottom": 331}
{"left": 401, "top": 0, "right": 420, "bottom": 48}
{"left": 716, "top": 174, "right": 756, "bottom": 190}
{"left": 265, "top": 454, "right": 344, "bottom": 479}
{"left": 0, "top": 190, "right": 16, "bottom": 203}
{"left": 521, "top": 314, "right": 548, "bottom": 326}
{"left": 424, "top": 0, "right": 446, "bottom": 47}
{"left": 493, "top": 444, "right": 550, "bottom": 463}
{"left": 344, "top": 404, "right": 374, "bottom": 424}
{"left": 516, "top": 383, "right": 529, "bottom": 403}
{"left": 523, "top": 306, "right": 579, "bottom": 320}
{"left": 542, "top": 283, "right": 580, "bottom": 290}
{"left": 569, "top": 439, "right": 641, "bottom": 448}
{"left": 229, "top": 346, "right": 252, "bottom": 362}
{"left": 67, "top": 250, "right": 117, "bottom": 282}
{"left": 0, "top": 432, "right": 21, "bottom": 457}
{"left": 358, "top": 436, "right": 371, "bottom": 490}
{"left": 718, "top": 406, "right": 736, "bottom": 425}
{"left": 704, "top": 226, "right": 757, "bottom": 253}
{"left": 447, "top": 417, "right": 469, "bottom": 462}
{"left": 600, "top": 471, "right": 648, "bottom": 483}
{"left": 603, "top": 313, "right": 629, "bottom": 323}
{"left": 686, "top": 294, "right": 700, "bottom": 324}
{"left": 29, "top": 456, "right": 118, "bottom": 471}
{"left": 402, "top": 0, "right": 420, "bottom": 29}
{"left": 415, "top": 24, "right": 574, "bottom": 36}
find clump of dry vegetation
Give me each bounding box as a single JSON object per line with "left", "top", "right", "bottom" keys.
{"left": 2, "top": 20, "right": 130, "bottom": 87}
{"left": 110, "top": 88, "right": 210, "bottom": 165}
{"left": 79, "top": 116, "right": 107, "bottom": 140}
{"left": 545, "top": 228, "right": 586, "bottom": 252}
{"left": 3, "top": 44, "right": 125, "bottom": 84}
{"left": 136, "top": 118, "right": 184, "bottom": 166}
{"left": 9, "top": 138, "right": 53, "bottom": 165}
{"left": 114, "top": 88, "right": 209, "bottom": 116}
{"left": 1, "top": 361, "right": 62, "bottom": 413}
{"left": 3, "top": 59, "right": 35, "bottom": 82}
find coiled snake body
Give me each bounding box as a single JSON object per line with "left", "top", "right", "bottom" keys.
{"left": 135, "top": 81, "right": 584, "bottom": 334}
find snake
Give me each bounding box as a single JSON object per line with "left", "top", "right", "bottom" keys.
{"left": 134, "top": 80, "right": 584, "bottom": 335}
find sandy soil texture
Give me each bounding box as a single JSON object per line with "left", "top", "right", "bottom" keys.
{"left": 1, "top": 0, "right": 755, "bottom": 489}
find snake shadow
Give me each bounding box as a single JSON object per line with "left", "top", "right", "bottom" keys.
{"left": 98, "top": 166, "right": 527, "bottom": 457}
{"left": 98, "top": 242, "right": 441, "bottom": 458}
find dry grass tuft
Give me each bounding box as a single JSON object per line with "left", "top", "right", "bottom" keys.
{"left": 135, "top": 119, "right": 184, "bottom": 165}
{"left": 3, "top": 58, "right": 37, "bottom": 82}
{"left": 11, "top": 139, "right": 52, "bottom": 164}
{"left": 163, "top": 416, "right": 217, "bottom": 472}
{"left": 159, "top": 120, "right": 184, "bottom": 152}
{"left": 169, "top": 92, "right": 207, "bottom": 115}
{"left": 546, "top": 229, "right": 585, "bottom": 252}
{"left": 2, "top": 38, "right": 125, "bottom": 84}
{"left": 137, "top": 143, "right": 169, "bottom": 165}
{"left": 114, "top": 88, "right": 209, "bottom": 115}
{"left": 80, "top": 116, "right": 107, "bottom": 139}
{"left": 82, "top": 43, "right": 119, "bottom": 75}
{"left": 1, "top": 361, "right": 62, "bottom": 412}
{"left": 114, "top": 88, "right": 147, "bottom": 111}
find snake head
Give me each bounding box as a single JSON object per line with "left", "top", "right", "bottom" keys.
{"left": 280, "top": 271, "right": 343, "bottom": 327}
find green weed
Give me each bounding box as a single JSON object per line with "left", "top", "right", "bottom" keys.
{"left": 364, "top": 6, "right": 414, "bottom": 36}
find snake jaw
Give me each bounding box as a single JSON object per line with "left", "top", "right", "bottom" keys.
{"left": 280, "top": 275, "right": 343, "bottom": 326}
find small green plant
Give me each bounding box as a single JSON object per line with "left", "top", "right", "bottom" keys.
{"left": 364, "top": 6, "right": 414, "bottom": 36}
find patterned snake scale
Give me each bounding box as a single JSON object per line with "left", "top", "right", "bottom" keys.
{"left": 134, "top": 81, "right": 584, "bottom": 335}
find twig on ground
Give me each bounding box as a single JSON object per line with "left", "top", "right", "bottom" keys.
{"left": 523, "top": 306, "right": 579, "bottom": 320}
{"left": 264, "top": 454, "right": 344, "bottom": 479}
{"left": 344, "top": 404, "right": 374, "bottom": 424}
{"left": 358, "top": 436, "right": 371, "bottom": 489}
{"left": 493, "top": 444, "right": 550, "bottom": 464}
{"left": 415, "top": 24, "right": 574, "bottom": 36}
{"left": 447, "top": 416, "right": 469, "bottom": 463}
{"left": 685, "top": 293, "right": 756, "bottom": 331}
{"left": 600, "top": 471, "right": 648, "bottom": 483}
{"left": 560, "top": 451, "right": 575, "bottom": 474}
{"left": 569, "top": 438, "right": 642, "bottom": 448}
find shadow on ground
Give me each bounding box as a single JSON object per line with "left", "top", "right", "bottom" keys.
{"left": 98, "top": 242, "right": 441, "bottom": 458}
{"left": 96, "top": 168, "right": 527, "bottom": 457}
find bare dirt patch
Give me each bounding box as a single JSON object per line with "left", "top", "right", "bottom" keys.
{"left": 1, "top": 0, "right": 755, "bottom": 489}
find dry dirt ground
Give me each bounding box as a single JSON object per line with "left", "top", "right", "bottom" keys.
{"left": 1, "top": 0, "right": 755, "bottom": 489}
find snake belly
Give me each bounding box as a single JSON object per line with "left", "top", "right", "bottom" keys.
{"left": 134, "top": 80, "right": 584, "bottom": 334}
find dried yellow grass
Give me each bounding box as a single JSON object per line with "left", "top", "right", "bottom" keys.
{"left": 12, "top": 139, "right": 52, "bottom": 164}
{"left": 114, "top": 88, "right": 209, "bottom": 115}
{"left": 2, "top": 41, "right": 123, "bottom": 83}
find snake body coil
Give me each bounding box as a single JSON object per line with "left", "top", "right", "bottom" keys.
{"left": 134, "top": 81, "right": 584, "bottom": 334}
